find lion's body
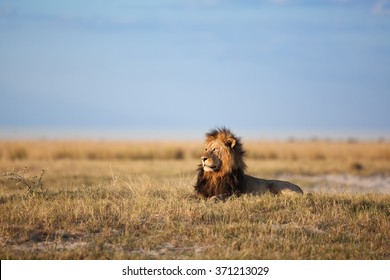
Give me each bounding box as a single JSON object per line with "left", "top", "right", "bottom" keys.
{"left": 243, "top": 175, "right": 303, "bottom": 196}
{"left": 195, "top": 128, "right": 303, "bottom": 199}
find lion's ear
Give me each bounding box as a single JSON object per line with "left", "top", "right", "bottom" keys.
{"left": 225, "top": 137, "right": 236, "bottom": 149}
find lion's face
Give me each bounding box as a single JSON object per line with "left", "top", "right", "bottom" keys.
{"left": 201, "top": 139, "right": 223, "bottom": 172}
{"left": 201, "top": 137, "right": 237, "bottom": 173}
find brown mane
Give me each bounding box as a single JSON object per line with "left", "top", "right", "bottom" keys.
{"left": 194, "top": 128, "right": 246, "bottom": 198}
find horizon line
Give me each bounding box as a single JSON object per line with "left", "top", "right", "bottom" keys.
{"left": 1, "top": 127, "right": 389, "bottom": 141}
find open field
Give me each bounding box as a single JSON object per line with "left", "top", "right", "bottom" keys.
{"left": 0, "top": 140, "right": 390, "bottom": 259}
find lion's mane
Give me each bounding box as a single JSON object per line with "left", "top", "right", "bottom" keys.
{"left": 194, "top": 128, "right": 246, "bottom": 198}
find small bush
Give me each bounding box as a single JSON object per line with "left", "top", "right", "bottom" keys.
{"left": 54, "top": 150, "right": 77, "bottom": 160}
{"left": 9, "top": 147, "right": 28, "bottom": 160}
{"left": 313, "top": 153, "right": 326, "bottom": 161}
{"left": 1, "top": 167, "right": 46, "bottom": 195}
{"left": 173, "top": 149, "right": 185, "bottom": 160}
{"left": 350, "top": 162, "right": 364, "bottom": 172}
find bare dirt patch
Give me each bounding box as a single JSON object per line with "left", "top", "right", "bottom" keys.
{"left": 282, "top": 174, "right": 390, "bottom": 194}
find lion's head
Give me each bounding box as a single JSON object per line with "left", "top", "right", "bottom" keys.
{"left": 194, "top": 128, "right": 246, "bottom": 198}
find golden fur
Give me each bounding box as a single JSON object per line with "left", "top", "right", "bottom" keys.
{"left": 194, "top": 128, "right": 303, "bottom": 199}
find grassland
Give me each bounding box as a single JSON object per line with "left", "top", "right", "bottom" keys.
{"left": 0, "top": 140, "right": 389, "bottom": 259}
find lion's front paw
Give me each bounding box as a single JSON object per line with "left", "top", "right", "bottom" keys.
{"left": 209, "top": 193, "right": 231, "bottom": 202}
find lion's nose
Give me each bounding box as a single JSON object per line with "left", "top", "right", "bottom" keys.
{"left": 201, "top": 156, "right": 208, "bottom": 162}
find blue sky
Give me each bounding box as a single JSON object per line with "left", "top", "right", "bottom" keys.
{"left": 1, "top": 0, "right": 390, "bottom": 139}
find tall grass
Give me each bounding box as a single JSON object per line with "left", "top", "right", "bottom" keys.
{"left": 1, "top": 140, "right": 390, "bottom": 161}
{"left": 0, "top": 141, "right": 191, "bottom": 161}
{"left": 245, "top": 140, "right": 390, "bottom": 161}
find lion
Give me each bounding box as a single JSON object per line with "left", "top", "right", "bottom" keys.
{"left": 194, "top": 128, "right": 303, "bottom": 200}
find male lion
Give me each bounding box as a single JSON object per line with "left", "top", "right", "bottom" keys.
{"left": 194, "top": 128, "right": 303, "bottom": 200}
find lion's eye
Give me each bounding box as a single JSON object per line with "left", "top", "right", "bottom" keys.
{"left": 212, "top": 148, "right": 217, "bottom": 152}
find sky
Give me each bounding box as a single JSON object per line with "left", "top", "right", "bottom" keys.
{"left": 1, "top": 0, "right": 390, "bottom": 140}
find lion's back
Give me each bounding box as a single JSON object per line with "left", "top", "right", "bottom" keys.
{"left": 243, "top": 175, "right": 304, "bottom": 195}
{"left": 243, "top": 175, "right": 271, "bottom": 195}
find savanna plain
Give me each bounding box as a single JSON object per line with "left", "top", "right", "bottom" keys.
{"left": 0, "top": 139, "right": 389, "bottom": 259}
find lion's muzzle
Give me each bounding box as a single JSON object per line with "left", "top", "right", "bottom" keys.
{"left": 201, "top": 154, "right": 219, "bottom": 172}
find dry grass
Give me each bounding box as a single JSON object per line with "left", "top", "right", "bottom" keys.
{"left": 245, "top": 140, "right": 390, "bottom": 161}
{"left": 0, "top": 140, "right": 389, "bottom": 259}
{"left": 0, "top": 140, "right": 195, "bottom": 161}
{"left": 1, "top": 139, "right": 390, "bottom": 162}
